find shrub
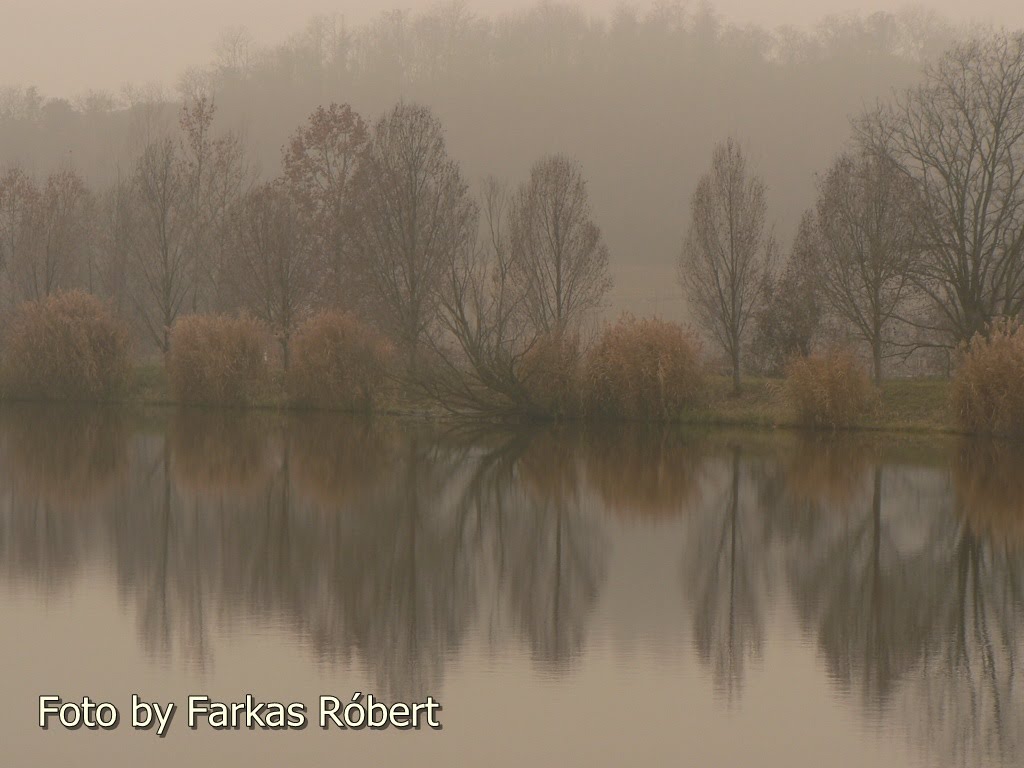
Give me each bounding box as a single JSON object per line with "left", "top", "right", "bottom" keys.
{"left": 1, "top": 290, "right": 132, "bottom": 401}
{"left": 287, "top": 311, "right": 393, "bottom": 411}
{"left": 584, "top": 314, "right": 704, "bottom": 420}
{"left": 167, "top": 314, "right": 270, "bottom": 406}
{"left": 785, "top": 349, "right": 875, "bottom": 429}
{"left": 952, "top": 319, "right": 1024, "bottom": 436}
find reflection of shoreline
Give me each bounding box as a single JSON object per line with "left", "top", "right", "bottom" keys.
{"left": 0, "top": 404, "right": 128, "bottom": 507}
{"left": 169, "top": 409, "right": 278, "bottom": 498}
{"left": 584, "top": 425, "right": 702, "bottom": 518}
{"left": 954, "top": 440, "right": 1024, "bottom": 548}
{"left": 0, "top": 406, "right": 1022, "bottom": 766}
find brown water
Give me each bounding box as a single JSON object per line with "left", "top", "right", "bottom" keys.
{"left": 0, "top": 405, "right": 1022, "bottom": 767}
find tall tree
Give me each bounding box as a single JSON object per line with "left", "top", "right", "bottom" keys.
{"left": 129, "top": 137, "right": 193, "bottom": 354}
{"left": 179, "top": 95, "right": 249, "bottom": 312}
{"left": 751, "top": 211, "right": 823, "bottom": 375}
{"left": 815, "top": 147, "right": 916, "bottom": 382}
{"left": 282, "top": 103, "right": 369, "bottom": 306}
{"left": 679, "top": 138, "right": 774, "bottom": 393}
{"left": 350, "top": 103, "right": 478, "bottom": 373}
{"left": 0, "top": 166, "right": 39, "bottom": 296}
{"left": 3, "top": 168, "right": 92, "bottom": 301}
{"left": 862, "top": 32, "right": 1024, "bottom": 344}
{"left": 507, "top": 154, "right": 612, "bottom": 334}
{"left": 229, "top": 180, "right": 319, "bottom": 369}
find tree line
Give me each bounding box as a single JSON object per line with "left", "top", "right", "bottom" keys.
{"left": 1, "top": 28, "right": 1023, "bottom": 408}
{"left": 682, "top": 30, "right": 1024, "bottom": 389}
{"left": 0, "top": 2, "right": 956, "bottom": 298}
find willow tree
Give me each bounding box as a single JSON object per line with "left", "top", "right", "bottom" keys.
{"left": 679, "top": 138, "right": 773, "bottom": 394}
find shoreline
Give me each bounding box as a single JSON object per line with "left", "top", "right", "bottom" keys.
{"left": 0, "top": 367, "right": 971, "bottom": 440}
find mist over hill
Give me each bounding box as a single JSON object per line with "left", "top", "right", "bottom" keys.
{"left": 0, "top": 2, "right": 962, "bottom": 317}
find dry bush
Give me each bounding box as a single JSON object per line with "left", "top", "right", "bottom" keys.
{"left": 166, "top": 314, "right": 270, "bottom": 406}
{"left": 954, "top": 441, "right": 1024, "bottom": 549}
{"left": 585, "top": 425, "right": 701, "bottom": 518}
{"left": 518, "top": 330, "right": 583, "bottom": 419}
{"left": 584, "top": 314, "right": 704, "bottom": 420}
{"left": 952, "top": 319, "right": 1024, "bottom": 436}
{"left": 785, "top": 349, "right": 876, "bottom": 429}
{"left": 287, "top": 311, "right": 394, "bottom": 411}
{"left": 1, "top": 290, "right": 131, "bottom": 401}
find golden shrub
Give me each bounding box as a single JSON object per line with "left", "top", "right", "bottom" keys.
{"left": 287, "top": 311, "right": 394, "bottom": 411}
{"left": 951, "top": 319, "right": 1024, "bottom": 436}
{"left": 1, "top": 290, "right": 131, "bottom": 401}
{"left": 785, "top": 349, "right": 875, "bottom": 429}
{"left": 584, "top": 314, "right": 704, "bottom": 420}
{"left": 166, "top": 314, "right": 270, "bottom": 406}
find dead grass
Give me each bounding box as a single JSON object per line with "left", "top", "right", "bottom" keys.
{"left": 785, "top": 350, "right": 877, "bottom": 429}
{"left": 584, "top": 314, "right": 704, "bottom": 419}
{"left": 951, "top": 319, "right": 1024, "bottom": 437}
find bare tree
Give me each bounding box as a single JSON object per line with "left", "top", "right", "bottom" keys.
{"left": 229, "top": 180, "right": 319, "bottom": 369}
{"left": 92, "top": 169, "right": 140, "bottom": 317}
{"left": 350, "top": 102, "right": 478, "bottom": 374}
{"left": 4, "top": 168, "right": 92, "bottom": 301}
{"left": 179, "top": 96, "right": 249, "bottom": 312}
{"left": 815, "top": 146, "right": 916, "bottom": 383}
{"left": 679, "top": 138, "right": 774, "bottom": 394}
{"left": 129, "top": 137, "right": 193, "bottom": 354}
{"left": 751, "top": 211, "right": 823, "bottom": 375}
{"left": 429, "top": 177, "right": 539, "bottom": 414}
{"left": 0, "top": 166, "right": 38, "bottom": 299}
{"left": 282, "top": 103, "right": 369, "bottom": 306}
{"left": 507, "top": 154, "right": 612, "bottom": 334}
{"left": 861, "top": 32, "right": 1024, "bottom": 344}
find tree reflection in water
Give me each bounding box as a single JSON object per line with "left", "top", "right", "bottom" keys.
{"left": 2, "top": 408, "right": 1024, "bottom": 765}
{"left": 685, "top": 445, "right": 766, "bottom": 703}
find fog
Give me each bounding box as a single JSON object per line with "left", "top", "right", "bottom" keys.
{"left": 1, "top": 1, "right": 1023, "bottom": 348}
{"left": 4, "top": 1, "right": 1023, "bottom": 99}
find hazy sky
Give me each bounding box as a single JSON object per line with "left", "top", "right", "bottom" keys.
{"left": 4, "top": 0, "right": 1024, "bottom": 97}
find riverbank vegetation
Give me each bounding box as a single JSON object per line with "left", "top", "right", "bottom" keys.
{"left": 0, "top": 15, "right": 1023, "bottom": 439}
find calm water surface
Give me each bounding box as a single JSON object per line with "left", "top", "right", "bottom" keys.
{"left": 1, "top": 405, "right": 1022, "bottom": 767}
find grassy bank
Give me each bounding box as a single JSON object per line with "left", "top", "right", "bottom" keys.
{"left": 685, "top": 376, "right": 954, "bottom": 435}
{"left": 124, "top": 363, "right": 958, "bottom": 435}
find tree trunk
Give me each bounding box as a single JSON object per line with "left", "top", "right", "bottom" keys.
{"left": 732, "top": 347, "right": 742, "bottom": 395}
{"left": 872, "top": 338, "right": 883, "bottom": 385}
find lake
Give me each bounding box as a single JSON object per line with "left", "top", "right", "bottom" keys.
{"left": 1, "top": 405, "right": 1021, "bottom": 767}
